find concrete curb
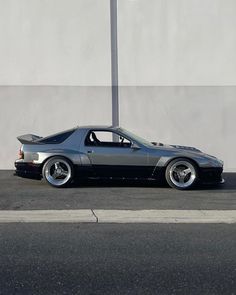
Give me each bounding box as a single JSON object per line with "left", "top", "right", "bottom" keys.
{"left": 0, "top": 210, "right": 96, "bottom": 223}
{"left": 1, "top": 209, "right": 236, "bottom": 223}
{"left": 93, "top": 210, "right": 236, "bottom": 224}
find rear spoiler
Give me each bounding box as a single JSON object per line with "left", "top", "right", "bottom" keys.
{"left": 17, "top": 134, "right": 43, "bottom": 144}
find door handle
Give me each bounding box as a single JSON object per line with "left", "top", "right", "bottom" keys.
{"left": 87, "top": 150, "right": 94, "bottom": 154}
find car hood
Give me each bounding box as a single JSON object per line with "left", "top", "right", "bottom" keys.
{"left": 153, "top": 142, "right": 202, "bottom": 153}
{"left": 170, "top": 144, "right": 202, "bottom": 153}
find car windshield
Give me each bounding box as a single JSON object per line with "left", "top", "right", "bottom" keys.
{"left": 118, "top": 128, "right": 154, "bottom": 147}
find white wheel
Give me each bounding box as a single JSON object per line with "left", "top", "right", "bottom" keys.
{"left": 43, "top": 157, "right": 73, "bottom": 187}
{"left": 165, "top": 159, "right": 198, "bottom": 190}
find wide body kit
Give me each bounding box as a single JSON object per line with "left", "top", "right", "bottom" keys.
{"left": 15, "top": 126, "right": 224, "bottom": 189}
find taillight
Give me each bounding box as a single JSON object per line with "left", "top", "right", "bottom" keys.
{"left": 18, "top": 147, "right": 24, "bottom": 159}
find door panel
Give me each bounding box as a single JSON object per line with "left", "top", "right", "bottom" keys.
{"left": 86, "top": 146, "right": 149, "bottom": 178}
{"left": 82, "top": 129, "right": 153, "bottom": 178}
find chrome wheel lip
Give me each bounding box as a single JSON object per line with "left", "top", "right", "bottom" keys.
{"left": 45, "top": 159, "right": 71, "bottom": 187}
{"left": 220, "top": 178, "right": 225, "bottom": 184}
{"left": 169, "top": 160, "right": 196, "bottom": 188}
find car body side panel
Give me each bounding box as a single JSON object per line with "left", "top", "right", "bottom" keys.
{"left": 18, "top": 128, "right": 89, "bottom": 165}
{"left": 81, "top": 144, "right": 149, "bottom": 166}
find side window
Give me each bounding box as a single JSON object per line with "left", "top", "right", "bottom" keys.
{"left": 85, "top": 131, "right": 131, "bottom": 148}
{"left": 39, "top": 129, "right": 75, "bottom": 144}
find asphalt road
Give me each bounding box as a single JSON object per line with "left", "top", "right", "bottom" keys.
{"left": 1, "top": 171, "right": 236, "bottom": 294}
{"left": 0, "top": 171, "right": 236, "bottom": 210}
{"left": 1, "top": 223, "right": 236, "bottom": 295}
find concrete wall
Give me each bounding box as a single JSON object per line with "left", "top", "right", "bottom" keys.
{"left": 0, "top": 0, "right": 236, "bottom": 171}
{"left": 0, "top": 86, "right": 111, "bottom": 169}
{"left": 119, "top": 86, "right": 236, "bottom": 172}
{"left": 1, "top": 85, "right": 235, "bottom": 171}
{"left": 118, "top": 0, "right": 236, "bottom": 85}
{"left": 0, "top": 0, "right": 111, "bottom": 85}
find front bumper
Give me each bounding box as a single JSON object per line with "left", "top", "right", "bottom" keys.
{"left": 199, "top": 167, "right": 223, "bottom": 184}
{"left": 15, "top": 161, "right": 42, "bottom": 179}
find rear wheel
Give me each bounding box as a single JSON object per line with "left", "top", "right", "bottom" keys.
{"left": 165, "top": 158, "right": 198, "bottom": 190}
{"left": 42, "top": 157, "right": 74, "bottom": 187}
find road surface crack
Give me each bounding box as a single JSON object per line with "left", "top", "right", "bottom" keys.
{"left": 91, "top": 209, "right": 98, "bottom": 223}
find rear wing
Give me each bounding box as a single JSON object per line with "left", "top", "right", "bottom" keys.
{"left": 17, "top": 134, "right": 42, "bottom": 144}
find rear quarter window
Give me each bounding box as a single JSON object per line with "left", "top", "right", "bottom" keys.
{"left": 39, "top": 129, "right": 75, "bottom": 144}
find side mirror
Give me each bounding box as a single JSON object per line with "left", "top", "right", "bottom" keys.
{"left": 131, "top": 142, "right": 140, "bottom": 150}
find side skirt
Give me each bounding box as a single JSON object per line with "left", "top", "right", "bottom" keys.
{"left": 74, "top": 165, "right": 166, "bottom": 182}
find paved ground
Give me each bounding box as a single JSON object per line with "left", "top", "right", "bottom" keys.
{"left": 1, "top": 171, "right": 236, "bottom": 294}
{"left": 0, "top": 171, "right": 236, "bottom": 210}
{"left": 1, "top": 223, "right": 236, "bottom": 295}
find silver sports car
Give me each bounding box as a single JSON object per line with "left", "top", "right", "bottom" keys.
{"left": 15, "top": 125, "right": 224, "bottom": 190}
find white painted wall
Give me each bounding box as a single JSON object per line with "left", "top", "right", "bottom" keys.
{"left": 0, "top": 0, "right": 236, "bottom": 171}
{"left": 119, "top": 86, "right": 236, "bottom": 172}
{"left": 0, "top": 0, "right": 111, "bottom": 85}
{"left": 2, "top": 0, "right": 235, "bottom": 86}
{"left": 118, "top": 0, "right": 236, "bottom": 85}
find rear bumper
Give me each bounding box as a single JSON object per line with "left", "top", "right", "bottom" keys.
{"left": 199, "top": 167, "right": 223, "bottom": 184}
{"left": 15, "top": 161, "right": 42, "bottom": 179}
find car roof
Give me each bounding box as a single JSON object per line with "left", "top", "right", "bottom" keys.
{"left": 77, "top": 125, "right": 120, "bottom": 131}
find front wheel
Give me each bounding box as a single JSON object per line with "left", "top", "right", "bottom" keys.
{"left": 42, "top": 157, "right": 74, "bottom": 188}
{"left": 165, "top": 158, "right": 198, "bottom": 190}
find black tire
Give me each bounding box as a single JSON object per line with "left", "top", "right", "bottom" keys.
{"left": 42, "top": 156, "right": 74, "bottom": 188}
{"left": 165, "top": 158, "right": 198, "bottom": 190}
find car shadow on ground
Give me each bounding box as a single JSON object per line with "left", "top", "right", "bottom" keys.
{"left": 71, "top": 178, "right": 167, "bottom": 188}
{"left": 12, "top": 171, "right": 236, "bottom": 191}
{"left": 196, "top": 173, "right": 236, "bottom": 191}
{"left": 70, "top": 173, "right": 236, "bottom": 191}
